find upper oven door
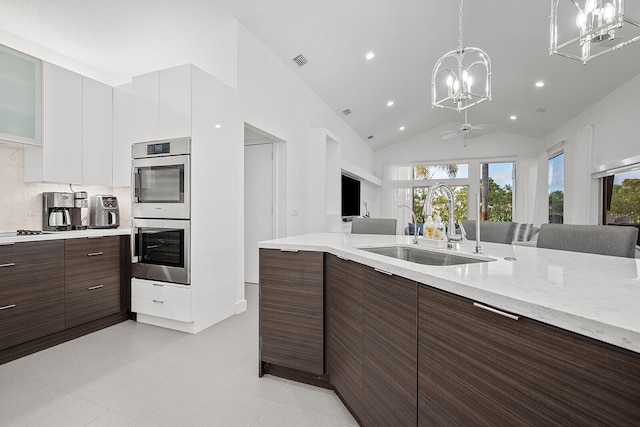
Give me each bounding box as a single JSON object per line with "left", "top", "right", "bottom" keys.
{"left": 132, "top": 154, "right": 190, "bottom": 219}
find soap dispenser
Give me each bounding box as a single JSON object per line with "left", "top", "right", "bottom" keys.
{"left": 424, "top": 215, "right": 434, "bottom": 239}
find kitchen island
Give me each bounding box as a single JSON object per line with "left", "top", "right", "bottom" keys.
{"left": 258, "top": 233, "right": 640, "bottom": 426}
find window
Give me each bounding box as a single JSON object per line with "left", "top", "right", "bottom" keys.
{"left": 413, "top": 186, "right": 468, "bottom": 225}
{"left": 603, "top": 169, "right": 640, "bottom": 225}
{"left": 413, "top": 164, "right": 468, "bottom": 180}
{"left": 548, "top": 152, "right": 564, "bottom": 223}
{"left": 480, "top": 162, "right": 514, "bottom": 222}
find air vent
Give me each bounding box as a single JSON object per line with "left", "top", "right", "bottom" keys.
{"left": 367, "top": 135, "right": 374, "bottom": 140}
{"left": 342, "top": 109, "right": 352, "bottom": 115}
{"left": 293, "top": 54, "right": 308, "bottom": 67}
{"left": 536, "top": 107, "right": 547, "bottom": 113}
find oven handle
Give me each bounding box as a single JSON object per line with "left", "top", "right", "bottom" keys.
{"left": 131, "top": 227, "right": 141, "bottom": 263}
{"left": 133, "top": 168, "right": 141, "bottom": 202}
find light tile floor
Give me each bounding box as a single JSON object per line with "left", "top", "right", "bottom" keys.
{"left": 0, "top": 284, "right": 358, "bottom": 427}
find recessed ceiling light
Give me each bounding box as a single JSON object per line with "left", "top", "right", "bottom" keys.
{"left": 215, "top": 124, "right": 222, "bottom": 129}
{"left": 365, "top": 52, "right": 375, "bottom": 60}
{"left": 535, "top": 81, "right": 545, "bottom": 88}
{"left": 399, "top": 126, "right": 405, "bottom": 131}
{"left": 509, "top": 115, "right": 517, "bottom": 120}
{"left": 387, "top": 100, "right": 394, "bottom": 107}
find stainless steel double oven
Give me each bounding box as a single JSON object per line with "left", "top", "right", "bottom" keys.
{"left": 131, "top": 137, "right": 191, "bottom": 285}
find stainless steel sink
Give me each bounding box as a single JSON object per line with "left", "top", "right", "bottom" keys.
{"left": 359, "top": 245, "right": 494, "bottom": 266}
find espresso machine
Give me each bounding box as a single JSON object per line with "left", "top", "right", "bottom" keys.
{"left": 71, "top": 191, "right": 89, "bottom": 230}
{"left": 42, "top": 192, "right": 74, "bottom": 231}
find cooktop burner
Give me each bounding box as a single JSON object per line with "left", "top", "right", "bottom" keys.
{"left": 16, "top": 229, "right": 44, "bottom": 235}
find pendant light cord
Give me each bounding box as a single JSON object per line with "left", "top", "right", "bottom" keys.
{"left": 458, "top": 0, "right": 464, "bottom": 50}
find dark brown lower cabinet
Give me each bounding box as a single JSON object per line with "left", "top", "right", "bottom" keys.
{"left": 66, "top": 282, "right": 121, "bottom": 328}
{"left": 418, "top": 285, "right": 640, "bottom": 426}
{"left": 0, "top": 235, "right": 131, "bottom": 365}
{"left": 327, "top": 255, "right": 365, "bottom": 419}
{"left": 0, "top": 294, "right": 65, "bottom": 351}
{"left": 362, "top": 268, "right": 417, "bottom": 427}
{"left": 259, "top": 249, "right": 325, "bottom": 377}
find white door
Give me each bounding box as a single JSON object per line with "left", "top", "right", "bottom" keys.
{"left": 244, "top": 143, "right": 273, "bottom": 283}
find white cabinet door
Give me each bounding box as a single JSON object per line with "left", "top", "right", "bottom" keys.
{"left": 25, "top": 62, "right": 82, "bottom": 183}
{"left": 0, "top": 45, "right": 42, "bottom": 146}
{"left": 82, "top": 77, "right": 113, "bottom": 186}
{"left": 131, "top": 71, "right": 159, "bottom": 142}
{"left": 159, "top": 65, "right": 191, "bottom": 139}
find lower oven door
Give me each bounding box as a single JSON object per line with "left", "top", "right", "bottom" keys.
{"left": 132, "top": 218, "right": 190, "bottom": 285}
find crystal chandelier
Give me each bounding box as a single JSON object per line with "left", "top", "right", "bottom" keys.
{"left": 550, "top": 0, "right": 640, "bottom": 63}
{"left": 432, "top": 0, "right": 491, "bottom": 112}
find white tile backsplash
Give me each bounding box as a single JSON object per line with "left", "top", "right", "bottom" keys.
{"left": 0, "top": 145, "right": 131, "bottom": 232}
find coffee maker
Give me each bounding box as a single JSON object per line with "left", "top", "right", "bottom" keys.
{"left": 71, "top": 191, "right": 89, "bottom": 230}
{"left": 43, "top": 192, "right": 74, "bottom": 231}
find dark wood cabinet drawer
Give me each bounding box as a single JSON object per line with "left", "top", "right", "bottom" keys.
{"left": 66, "top": 281, "right": 121, "bottom": 328}
{"left": 418, "top": 285, "right": 640, "bottom": 426}
{"left": 0, "top": 240, "right": 64, "bottom": 303}
{"left": 259, "top": 249, "right": 324, "bottom": 375}
{"left": 65, "top": 236, "right": 120, "bottom": 292}
{"left": 0, "top": 294, "right": 65, "bottom": 351}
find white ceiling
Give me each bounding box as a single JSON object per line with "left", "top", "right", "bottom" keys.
{"left": 2, "top": 0, "right": 640, "bottom": 151}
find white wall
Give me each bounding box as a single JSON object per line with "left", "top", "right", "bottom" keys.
{"left": 237, "top": 25, "right": 377, "bottom": 237}
{"left": 535, "top": 71, "right": 640, "bottom": 226}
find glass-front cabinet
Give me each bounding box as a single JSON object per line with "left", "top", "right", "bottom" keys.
{"left": 0, "top": 44, "right": 42, "bottom": 146}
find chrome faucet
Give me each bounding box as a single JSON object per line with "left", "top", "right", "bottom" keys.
{"left": 422, "top": 183, "right": 466, "bottom": 248}
{"left": 398, "top": 204, "right": 419, "bottom": 244}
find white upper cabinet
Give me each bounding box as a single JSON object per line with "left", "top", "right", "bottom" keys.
{"left": 0, "top": 44, "right": 42, "bottom": 146}
{"left": 25, "top": 62, "right": 113, "bottom": 185}
{"left": 159, "top": 65, "right": 191, "bottom": 139}
{"left": 25, "top": 62, "right": 83, "bottom": 183}
{"left": 83, "top": 77, "right": 113, "bottom": 186}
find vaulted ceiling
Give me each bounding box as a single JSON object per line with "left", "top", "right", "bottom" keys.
{"left": 2, "top": 0, "right": 640, "bottom": 150}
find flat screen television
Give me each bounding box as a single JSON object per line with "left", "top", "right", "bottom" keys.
{"left": 341, "top": 174, "right": 361, "bottom": 217}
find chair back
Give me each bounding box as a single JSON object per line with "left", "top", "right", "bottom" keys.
{"left": 537, "top": 223, "right": 638, "bottom": 258}
{"left": 460, "top": 220, "right": 517, "bottom": 244}
{"left": 351, "top": 218, "right": 397, "bottom": 235}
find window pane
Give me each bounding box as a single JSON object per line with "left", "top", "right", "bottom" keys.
{"left": 480, "top": 162, "right": 514, "bottom": 222}
{"left": 606, "top": 169, "right": 640, "bottom": 225}
{"left": 413, "top": 164, "right": 468, "bottom": 180}
{"left": 413, "top": 186, "right": 468, "bottom": 224}
{"left": 548, "top": 153, "right": 564, "bottom": 223}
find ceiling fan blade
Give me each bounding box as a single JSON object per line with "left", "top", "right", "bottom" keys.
{"left": 464, "top": 132, "right": 483, "bottom": 139}
{"left": 439, "top": 129, "right": 457, "bottom": 134}
{"left": 441, "top": 131, "right": 461, "bottom": 140}
{"left": 471, "top": 124, "right": 497, "bottom": 135}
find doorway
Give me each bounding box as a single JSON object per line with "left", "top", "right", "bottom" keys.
{"left": 244, "top": 124, "right": 282, "bottom": 284}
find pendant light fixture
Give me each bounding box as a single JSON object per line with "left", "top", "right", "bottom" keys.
{"left": 432, "top": 0, "right": 492, "bottom": 112}
{"left": 550, "top": 0, "right": 640, "bottom": 63}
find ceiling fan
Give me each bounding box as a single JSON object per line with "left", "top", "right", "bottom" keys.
{"left": 440, "top": 109, "right": 497, "bottom": 144}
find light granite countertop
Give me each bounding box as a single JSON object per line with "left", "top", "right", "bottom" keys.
{"left": 259, "top": 233, "right": 640, "bottom": 354}
{"left": 0, "top": 228, "right": 131, "bottom": 244}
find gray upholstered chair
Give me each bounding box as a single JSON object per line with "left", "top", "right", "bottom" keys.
{"left": 351, "top": 218, "right": 397, "bottom": 235}
{"left": 460, "top": 220, "right": 517, "bottom": 244}
{"left": 536, "top": 223, "right": 638, "bottom": 258}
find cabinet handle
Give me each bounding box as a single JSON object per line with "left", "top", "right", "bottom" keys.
{"left": 152, "top": 283, "right": 164, "bottom": 287}
{"left": 87, "top": 252, "right": 104, "bottom": 257}
{"left": 0, "top": 262, "right": 16, "bottom": 268}
{"left": 280, "top": 248, "right": 299, "bottom": 253}
{"left": 88, "top": 285, "right": 104, "bottom": 290}
{"left": 374, "top": 268, "right": 393, "bottom": 276}
{"left": 87, "top": 236, "right": 103, "bottom": 239}
{"left": 153, "top": 299, "right": 164, "bottom": 304}
{"left": 473, "top": 302, "right": 519, "bottom": 321}
{"left": 0, "top": 304, "right": 16, "bottom": 311}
